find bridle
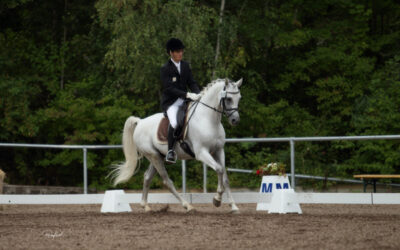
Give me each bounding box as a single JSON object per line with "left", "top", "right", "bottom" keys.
{"left": 195, "top": 81, "right": 240, "bottom": 118}
{"left": 182, "top": 80, "right": 240, "bottom": 136}
{"left": 218, "top": 86, "right": 240, "bottom": 117}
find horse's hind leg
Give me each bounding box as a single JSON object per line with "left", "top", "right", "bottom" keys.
{"left": 141, "top": 163, "right": 156, "bottom": 212}
{"left": 151, "top": 156, "right": 195, "bottom": 212}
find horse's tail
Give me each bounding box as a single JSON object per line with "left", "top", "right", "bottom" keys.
{"left": 111, "top": 116, "right": 141, "bottom": 186}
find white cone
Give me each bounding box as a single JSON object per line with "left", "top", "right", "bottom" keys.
{"left": 268, "top": 189, "right": 302, "bottom": 214}
{"left": 101, "top": 190, "right": 132, "bottom": 213}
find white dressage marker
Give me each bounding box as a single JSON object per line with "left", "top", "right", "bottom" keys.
{"left": 268, "top": 189, "right": 302, "bottom": 214}
{"left": 101, "top": 190, "right": 131, "bottom": 213}
{"left": 256, "top": 175, "right": 302, "bottom": 214}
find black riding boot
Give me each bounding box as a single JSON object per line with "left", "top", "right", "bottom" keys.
{"left": 166, "top": 125, "right": 177, "bottom": 164}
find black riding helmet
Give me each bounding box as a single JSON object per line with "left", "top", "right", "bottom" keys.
{"left": 166, "top": 38, "right": 185, "bottom": 54}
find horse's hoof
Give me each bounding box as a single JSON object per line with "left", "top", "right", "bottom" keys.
{"left": 213, "top": 197, "right": 221, "bottom": 207}
{"left": 144, "top": 205, "right": 152, "bottom": 213}
{"left": 231, "top": 209, "right": 240, "bottom": 214}
{"left": 186, "top": 205, "right": 196, "bottom": 212}
{"left": 186, "top": 207, "right": 196, "bottom": 213}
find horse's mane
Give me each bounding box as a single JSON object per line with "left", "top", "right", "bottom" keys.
{"left": 200, "top": 78, "right": 232, "bottom": 95}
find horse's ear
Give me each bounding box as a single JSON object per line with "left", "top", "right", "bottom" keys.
{"left": 225, "top": 78, "right": 229, "bottom": 86}
{"left": 236, "top": 78, "right": 243, "bottom": 88}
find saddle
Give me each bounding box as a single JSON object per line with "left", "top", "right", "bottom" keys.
{"left": 157, "top": 101, "right": 195, "bottom": 158}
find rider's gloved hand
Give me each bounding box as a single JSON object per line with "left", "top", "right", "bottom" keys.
{"left": 186, "top": 92, "right": 202, "bottom": 101}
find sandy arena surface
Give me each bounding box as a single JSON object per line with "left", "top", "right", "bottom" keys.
{"left": 0, "top": 203, "right": 399, "bottom": 249}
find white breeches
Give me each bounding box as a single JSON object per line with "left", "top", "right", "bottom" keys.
{"left": 166, "top": 98, "right": 184, "bottom": 129}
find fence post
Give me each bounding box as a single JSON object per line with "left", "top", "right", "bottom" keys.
{"left": 203, "top": 163, "right": 207, "bottom": 193}
{"left": 83, "top": 148, "right": 88, "bottom": 194}
{"left": 0, "top": 169, "right": 5, "bottom": 194}
{"left": 290, "top": 139, "right": 295, "bottom": 189}
{"left": 182, "top": 160, "right": 186, "bottom": 193}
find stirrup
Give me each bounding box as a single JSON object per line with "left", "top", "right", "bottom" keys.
{"left": 165, "top": 150, "right": 177, "bottom": 164}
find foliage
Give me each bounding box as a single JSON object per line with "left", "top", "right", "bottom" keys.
{"left": 1, "top": 0, "right": 400, "bottom": 190}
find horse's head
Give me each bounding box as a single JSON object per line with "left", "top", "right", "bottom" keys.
{"left": 220, "top": 78, "right": 242, "bottom": 126}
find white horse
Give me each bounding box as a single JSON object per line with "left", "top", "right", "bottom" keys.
{"left": 111, "top": 78, "right": 243, "bottom": 213}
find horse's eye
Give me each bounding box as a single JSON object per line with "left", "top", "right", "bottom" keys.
{"left": 226, "top": 98, "right": 232, "bottom": 103}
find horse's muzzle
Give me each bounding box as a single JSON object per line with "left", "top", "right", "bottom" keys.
{"left": 229, "top": 116, "right": 240, "bottom": 126}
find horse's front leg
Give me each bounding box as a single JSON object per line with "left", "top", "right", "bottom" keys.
{"left": 215, "top": 149, "right": 239, "bottom": 213}
{"left": 197, "top": 149, "right": 224, "bottom": 207}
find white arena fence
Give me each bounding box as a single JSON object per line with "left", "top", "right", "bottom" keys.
{"left": 1, "top": 135, "right": 400, "bottom": 194}
{"left": 1, "top": 192, "right": 400, "bottom": 205}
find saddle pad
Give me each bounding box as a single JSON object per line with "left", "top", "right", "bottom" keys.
{"left": 156, "top": 103, "right": 193, "bottom": 145}
{"left": 157, "top": 117, "right": 170, "bottom": 144}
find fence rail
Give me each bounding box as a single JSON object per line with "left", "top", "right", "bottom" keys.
{"left": 2, "top": 192, "right": 400, "bottom": 205}
{"left": 1, "top": 134, "right": 400, "bottom": 194}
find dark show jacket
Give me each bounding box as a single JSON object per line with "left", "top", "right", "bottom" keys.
{"left": 160, "top": 59, "right": 201, "bottom": 112}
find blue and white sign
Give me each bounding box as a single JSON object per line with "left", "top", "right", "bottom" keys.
{"left": 256, "top": 175, "right": 291, "bottom": 211}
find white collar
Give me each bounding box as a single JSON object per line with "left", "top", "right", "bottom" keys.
{"left": 170, "top": 59, "right": 181, "bottom": 73}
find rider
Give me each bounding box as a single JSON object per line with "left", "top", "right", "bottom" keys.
{"left": 161, "top": 38, "right": 202, "bottom": 164}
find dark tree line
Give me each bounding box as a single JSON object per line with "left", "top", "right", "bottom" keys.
{"left": 1, "top": 0, "right": 399, "bottom": 190}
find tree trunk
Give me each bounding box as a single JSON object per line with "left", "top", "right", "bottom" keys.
{"left": 60, "top": 0, "right": 67, "bottom": 90}
{"left": 212, "top": 0, "right": 225, "bottom": 80}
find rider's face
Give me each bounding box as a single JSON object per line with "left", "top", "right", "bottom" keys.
{"left": 170, "top": 49, "right": 184, "bottom": 62}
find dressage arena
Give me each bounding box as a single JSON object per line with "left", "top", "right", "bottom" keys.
{"left": 1, "top": 200, "right": 400, "bottom": 249}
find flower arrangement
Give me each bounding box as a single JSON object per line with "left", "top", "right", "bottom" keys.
{"left": 256, "top": 162, "right": 286, "bottom": 176}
